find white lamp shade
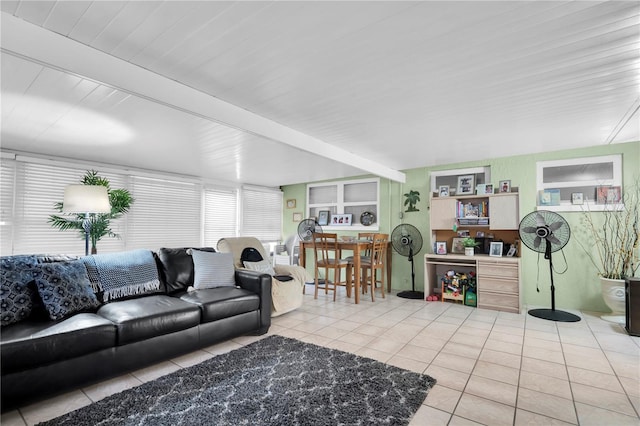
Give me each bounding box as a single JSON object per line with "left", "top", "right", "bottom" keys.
{"left": 62, "top": 185, "right": 111, "bottom": 213}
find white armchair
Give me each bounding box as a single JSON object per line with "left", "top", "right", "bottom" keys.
{"left": 217, "top": 237, "right": 311, "bottom": 317}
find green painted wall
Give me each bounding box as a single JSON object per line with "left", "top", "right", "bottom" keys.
{"left": 281, "top": 141, "right": 639, "bottom": 312}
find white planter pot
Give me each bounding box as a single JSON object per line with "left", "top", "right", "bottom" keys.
{"left": 464, "top": 247, "right": 475, "bottom": 256}
{"left": 600, "top": 277, "right": 626, "bottom": 324}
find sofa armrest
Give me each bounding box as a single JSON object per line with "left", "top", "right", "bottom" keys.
{"left": 235, "top": 269, "right": 272, "bottom": 331}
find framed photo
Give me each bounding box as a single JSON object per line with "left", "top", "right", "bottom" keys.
{"left": 292, "top": 212, "right": 302, "bottom": 222}
{"left": 490, "top": 242, "right": 503, "bottom": 257}
{"left": 451, "top": 237, "right": 466, "bottom": 254}
{"left": 317, "top": 210, "right": 330, "bottom": 226}
{"left": 596, "top": 186, "right": 621, "bottom": 204}
{"left": 457, "top": 175, "right": 475, "bottom": 195}
{"left": 438, "top": 185, "right": 450, "bottom": 197}
{"left": 476, "top": 183, "right": 493, "bottom": 195}
{"left": 571, "top": 192, "right": 584, "bottom": 205}
{"left": 331, "top": 213, "right": 352, "bottom": 226}
{"left": 435, "top": 241, "right": 447, "bottom": 255}
{"left": 286, "top": 199, "right": 296, "bottom": 209}
{"left": 499, "top": 180, "right": 511, "bottom": 193}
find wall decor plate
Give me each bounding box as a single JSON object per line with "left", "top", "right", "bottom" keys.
{"left": 360, "top": 211, "right": 376, "bottom": 226}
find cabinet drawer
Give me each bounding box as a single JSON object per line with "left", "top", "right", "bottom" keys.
{"left": 478, "top": 262, "right": 518, "bottom": 278}
{"left": 479, "top": 277, "right": 519, "bottom": 293}
{"left": 477, "top": 291, "right": 519, "bottom": 309}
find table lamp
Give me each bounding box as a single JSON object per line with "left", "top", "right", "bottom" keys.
{"left": 62, "top": 185, "right": 111, "bottom": 255}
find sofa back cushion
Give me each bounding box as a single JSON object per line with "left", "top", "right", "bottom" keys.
{"left": 155, "top": 247, "right": 216, "bottom": 293}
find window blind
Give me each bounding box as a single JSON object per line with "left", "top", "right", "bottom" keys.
{"left": 126, "top": 176, "right": 201, "bottom": 251}
{"left": 0, "top": 159, "right": 16, "bottom": 256}
{"left": 241, "top": 187, "right": 282, "bottom": 243}
{"left": 203, "top": 186, "right": 238, "bottom": 248}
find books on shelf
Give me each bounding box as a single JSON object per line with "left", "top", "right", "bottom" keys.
{"left": 456, "top": 200, "right": 489, "bottom": 219}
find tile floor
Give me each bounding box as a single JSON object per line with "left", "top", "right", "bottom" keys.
{"left": 2, "top": 290, "right": 640, "bottom": 425}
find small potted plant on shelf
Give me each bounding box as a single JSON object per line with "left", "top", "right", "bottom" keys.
{"left": 462, "top": 237, "right": 479, "bottom": 256}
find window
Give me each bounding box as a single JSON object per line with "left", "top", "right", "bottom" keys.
{"left": 536, "top": 155, "right": 622, "bottom": 211}
{"left": 241, "top": 186, "right": 283, "bottom": 244}
{"left": 127, "top": 176, "right": 201, "bottom": 250}
{"left": 430, "top": 166, "right": 491, "bottom": 196}
{"left": 307, "top": 178, "right": 380, "bottom": 230}
{"left": 0, "top": 153, "right": 279, "bottom": 256}
{"left": 203, "top": 186, "right": 238, "bottom": 248}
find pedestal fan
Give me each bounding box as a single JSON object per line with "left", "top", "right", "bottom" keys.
{"left": 297, "top": 218, "right": 322, "bottom": 242}
{"left": 391, "top": 223, "right": 424, "bottom": 299}
{"left": 519, "top": 210, "right": 580, "bottom": 322}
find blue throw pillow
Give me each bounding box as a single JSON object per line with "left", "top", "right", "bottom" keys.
{"left": 0, "top": 255, "right": 39, "bottom": 326}
{"left": 34, "top": 260, "right": 100, "bottom": 321}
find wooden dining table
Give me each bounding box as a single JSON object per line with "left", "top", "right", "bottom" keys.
{"left": 299, "top": 238, "right": 392, "bottom": 304}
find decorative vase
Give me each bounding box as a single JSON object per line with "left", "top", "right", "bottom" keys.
{"left": 600, "top": 277, "right": 626, "bottom": 324}
{"left": 464, "top": 247, "right": 475, "bottom": 256}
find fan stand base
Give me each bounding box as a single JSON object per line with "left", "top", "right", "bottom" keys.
{"left": 397, "top": 290, "right": 424, "bottom": 300}
{"left": 528, "top": 308, "right": 581, "bottom": 322}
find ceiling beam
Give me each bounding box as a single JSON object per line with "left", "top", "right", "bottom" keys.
{"left": 1, "top": 13, "right": 406, "bottom": 183}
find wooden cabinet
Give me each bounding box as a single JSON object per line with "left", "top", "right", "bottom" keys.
{"left": 424, "top": 254, "right": 522, "bottom": 313}
{"left": 430, "top": 193, "right": 519, "bottom": 231}
{"left": 426, "top": 191, "right": 522, "bottom": 313}
{"left": 477, "top": 257, "right": 521, "bottom": 313}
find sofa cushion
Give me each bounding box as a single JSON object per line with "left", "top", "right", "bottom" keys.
{"left": 96, "top": 295, "right": 201, "bottom": 345}
{"left": 1, "top": 255, "right": 40, "bottom": 326}
{"left": 155, "top": 247, "right": 215, "bottom": 293}
{"left": 0, "top": 313, "right": 116, "bottom": 372}
{"left": 189, "top": 250, "right": 236, "bottom": 289}
{"left": 34, "top": 261, "right": 100, "bottom": 321}
{"left": 179, "top": 287, "right": 260, "bottom": 323}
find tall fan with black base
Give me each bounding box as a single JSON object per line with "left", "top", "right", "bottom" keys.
{"left": 519, "top": 211, "right": 580, "bottom": 322}
{"left": 297, "top": 218, "right": 322, "bottom": 242}
{"left": 391, "top": 224, "right": 424, "bottom": 299}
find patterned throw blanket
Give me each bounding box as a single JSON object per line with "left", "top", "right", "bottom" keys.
{"left": 82, "top": 250, "right": 160, "bottom": 302}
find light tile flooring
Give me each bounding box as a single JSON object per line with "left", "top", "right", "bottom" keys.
{"left": 3, "top": 290, "right": 640, "bottom": 425}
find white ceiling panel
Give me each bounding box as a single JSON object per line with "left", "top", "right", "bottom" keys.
{"left": 1, "top": 1, "right": 638, "bottom": 187}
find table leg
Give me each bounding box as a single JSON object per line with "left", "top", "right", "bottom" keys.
{"left": 386, "top": 244, "right": 392, "bottom": 293}
{"left": 354, "top": 250, "right": 360, "bottom": 304}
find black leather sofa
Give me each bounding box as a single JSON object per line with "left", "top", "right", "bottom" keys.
{"left": 0, "top": 248, "right": 272, "bottom": 410}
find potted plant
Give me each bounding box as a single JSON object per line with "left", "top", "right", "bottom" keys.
{"left": 576, "top": 178, "right": 639, "bottom": 322}
{"left": 49, "top": 170, "right": 134, "bottom": 254}
{"left": 462, "top": 237, "right": 479, "bottom": 256}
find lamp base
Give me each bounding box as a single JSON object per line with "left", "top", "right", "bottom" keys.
{"left": 397, "top": 290, "right": 424, "bottom": 300}
{"left": 528, "top": 308, "right": 581, "bottom": 322}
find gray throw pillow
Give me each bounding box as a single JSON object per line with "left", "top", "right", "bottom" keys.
{"left": 190, "top": 251, "right": 236, "bottom": 289}
{"left": 243, "top": 260, "right": 276, "bottom": 276}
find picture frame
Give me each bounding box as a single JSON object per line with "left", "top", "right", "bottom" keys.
{"left": 331, "top": 213, "right": 352, "bottom": 226}
{"left": 499, "top": 180, "right": 511, "bottom": 193}
{"left": 457, "top": 175, "right": 475, "bottom": 195}
{"left": 476, "top": 183, "right": 493, "bottom": 195}
{"left": 438, "top": 185, "right": 450, "bottom": 197}
{"left": 596, "top": 186, "right": 621, "bottom": 204}
{"left": 490, "top": 242, "right": 503, "bottom": 257}
{"left": 451, "top": 237, "right": 466, "bottom": 254}
{"left": 571, "top": 192, "right": 584, "bottom": 205}
{"left": 435, "top": 241, "right": 447, "bottom": 255}
{"left": 292, "top": 212, "right": 302, "bottom": 222}
{"left": 317, "top": 210, "right": 330, "bottom": 226}
{"left": 286, "top": 199, "right": 296, "bottom": 209}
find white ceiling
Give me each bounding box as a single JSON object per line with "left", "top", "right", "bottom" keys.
{"left": 1, "top": 1, "right": 638, "bottom": 187}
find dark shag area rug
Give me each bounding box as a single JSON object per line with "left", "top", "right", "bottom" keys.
{"left": 39, "top": 335, "right": 436, "bottom": 426}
